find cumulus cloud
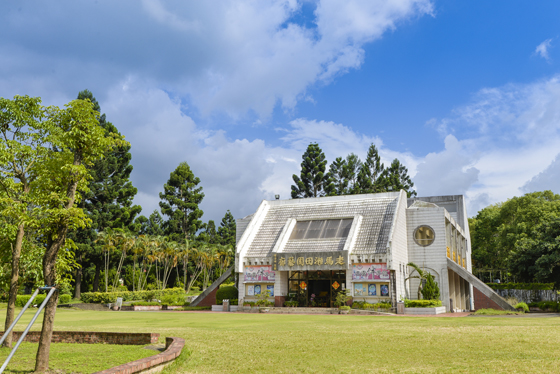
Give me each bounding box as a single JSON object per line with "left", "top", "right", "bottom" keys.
{"left": 535, "top": 38, "right": 553, "bottom": 61}
{"left": 427, "top": 75, "right": 560, "bottom": 215}
{"left": 522, "top": 153, "right": 560, "bottom": 193}
{"left": 0, "top": 0, "right": 433, "bottom": 118}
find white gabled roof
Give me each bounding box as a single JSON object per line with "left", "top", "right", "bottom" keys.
{"left": 239, "top": 192, "right": 400, "bottom": 259}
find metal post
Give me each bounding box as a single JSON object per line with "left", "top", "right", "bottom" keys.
{"left": 0, "top": 288, "right": 40, "bottom": 347}
{"left": 0, "top": 287, "right": 57, "bottom": 374}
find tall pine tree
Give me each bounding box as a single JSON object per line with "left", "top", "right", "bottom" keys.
{"left": 136, "top": 210, "right": 165, "bottom": 236}
{"left": 381, "top": 159, "right": 417, "bottom": 197}
{"left": 291, "top": 143, "right": 327, "bottom": 198}
{"left": 324, "top": 157, "right": 347, "bottom": 196}
{"left": 356, "top": 144, "right": 385, "bottom": 194}
{"left": 218, "top": 210, "right": 236, "bottom": 247}
{"left": 159, "top": 162, "right": 204, "bottom": 242}
{"left": 72, "top": 89, "right": 141, "bottom": 296}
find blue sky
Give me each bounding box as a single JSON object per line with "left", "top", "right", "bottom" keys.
{"left": 1, "top": 0, "right": 560, "bottom": 223}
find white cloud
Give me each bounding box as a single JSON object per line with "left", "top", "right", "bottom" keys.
{"left": 522, "top": 153, "right": 560, "bottom": 193}
{"left": 535, "top": 38, "right": 553, "bottom": 61}
{"left": 0, "top": 0, "right": 434, "bottom": 118}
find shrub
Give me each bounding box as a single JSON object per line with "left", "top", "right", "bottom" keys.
{"left": 375, "top": 302, "right": 392, "bottom": 309}
{"left": 180, "top": 306, "right": 211, "bottom": 311}
{"left": 15, "top": 294, "right": 69, "bottom": 307}
{"left": 59, "top": 294, "right": 72, "bottom": 304}
{"left": 339, "top": 305, "right": 351, "bottom": 311}
{"left": 404, "top": 299, "right": 442, "bottom": 308}
{"left": 80, "top": 288, "right": 184, "bottom": 304}
{"left": 531, "top": 301, "right": 560, "bottom": 312}
{"left": 421, "top": 273, "right": 440, "bottom": 300}
{"left": 487, "top": 283, "right": 554, "bottom": 291}
{"left": 514, "top": 302, "right": 529, "bottom": 313}
{"left": 216, "top": 286, "right": 238, "bottom": 305}
{"left": 161, "top": 293, "right": 186, "bottom": 306}
{"left": 284, "top": 300, "right": 298, "bottom": 307}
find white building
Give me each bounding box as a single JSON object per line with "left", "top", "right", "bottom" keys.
{"left": 235, "top": 191, "right": 478, "bottom": 312}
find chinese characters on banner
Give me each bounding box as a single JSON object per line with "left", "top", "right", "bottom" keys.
{"left": 352, "top": 263, "right": 390, "bottom": 281}
{"left": 244, "top": 265, "right": 276, "bottom": 282}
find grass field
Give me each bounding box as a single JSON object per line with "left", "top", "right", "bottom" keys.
{"left": 1, "top": 307, "right": 560, "bottom": 373}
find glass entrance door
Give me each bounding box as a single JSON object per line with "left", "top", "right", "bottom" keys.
{"left": 288, "top": 270, "right": 346, "bottom": 307}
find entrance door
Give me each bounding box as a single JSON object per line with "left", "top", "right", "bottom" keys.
{"left": 308, "top": 280, "right": 330, "bottom": 307}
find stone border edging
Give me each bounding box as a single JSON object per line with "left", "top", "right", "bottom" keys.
{"left": 93, "top": 337, "right": 185, "bottom": 374}
{"left": 0, "top": 331, "right": 158, "bottom": 345}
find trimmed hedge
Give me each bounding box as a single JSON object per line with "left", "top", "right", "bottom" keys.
{"left": 404, "top": 299, "right": 442, "bottom": 308}
{"left": 528, "top": 301, "right": 560, "bottom": 312}
{"left": 216, "top": 286, "right": 238, "bottom": 305}
{"left": 80, "top": 288, "right": 184, "bottom": 304}
{"left": 487, "top": 283, "right": 554, "bottom": 290}
{"left": 15, "top": 294, "right": 71, "bottom": 307}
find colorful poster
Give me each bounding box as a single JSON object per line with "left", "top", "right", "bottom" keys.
{"left": 354, "top": 283, "right": 365, "bottom": 296}
{"left": 352, "top": 263, "right": 390, "bottom": 281}
{"left": 267, "top": 285, "right": 274, "bottom": 297}
{"left": 244, "top": 265, "right": 276, "bottom": 282}
{"left": 368, "top": 284, "right": 377, "bottom": 296}
{"left": 247, "top": 285, "right": 255, "bottom": 296}
{"left": 380, "top": 284, "right": 389, "bottom": 296}
{"left": 254, "top": 285, "right": 261, "bottom": 295}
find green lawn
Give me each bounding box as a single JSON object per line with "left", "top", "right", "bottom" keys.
{"left": 1, "top": 307, "right": 560, "bottom": 373}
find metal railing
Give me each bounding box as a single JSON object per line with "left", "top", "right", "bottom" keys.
{"left": 0, "top": 286, "right": 58, "bottom": 374}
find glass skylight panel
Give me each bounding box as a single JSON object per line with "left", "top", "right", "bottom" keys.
{"left": 290, "top": 220, "right": 310, "bottom": 240}
{"left": 305, "top": 220, "right": 325, "bottom": 239}
{"left": 338, "top": 219, "right": 353, "bottom": 237}
{"left": 289, "top": 218, "right": 353, "bottom": 240}
{"left": 321, "top": 219, "right": 342, "bottom": 238}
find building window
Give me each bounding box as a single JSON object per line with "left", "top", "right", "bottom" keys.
{"left": 413, "top": 225, "right": 435, "bottom": 246}
{"left": 289, "top": 218, "right": 353, "bottom": 240}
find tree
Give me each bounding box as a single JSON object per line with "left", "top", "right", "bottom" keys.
{"left": 0, "top": 95, "right": 48, "bottom": 348}
{"left": 137, "top": 210, "right": 165, "bottom": 236}
{"left": 380, "top": 158, "right": 417, "bottom": 197}
{"left": 405, "top": 262, "right": 428, "bottom": 300}
{"left": 291, "top": 143, "right": 327, "bottom": 198}
{"left": 159, "top": 162, "right": 204, "bottom": 242}
{"left": 33, "top": 98, "right": 123, "bottom": 371}
{"left": 217, "top": 210, "right": 236, "bottom": 247}
{"left": 421, "top": 273, "right": 440, "bottom": 300}
{"left": 344, "top": 153, "right": 362, "bottom": 194}
{"left": 324, "top": 157, "right": 347, "bottom": 196}
{"left": 198, "top": 220, "right": 218, "bottom": 244}
{"left": 355, "top": 144, "right": 385, "bottom": 194}
{"left": 71, "top": 89, "right": 141, "bottom": 298}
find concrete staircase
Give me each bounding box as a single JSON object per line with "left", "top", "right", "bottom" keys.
{"left": 190, "top": 266, "right": 233, "bottom": 307}
{"left": 447, "top": 258, "right": 515, "bottom": 311}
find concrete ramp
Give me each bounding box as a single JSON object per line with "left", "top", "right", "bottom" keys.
{"left": 447, "top": 258, "right": 515, "bottom": 311}
{"left": 190, "top": 266, "right": 233, "bottom": 307}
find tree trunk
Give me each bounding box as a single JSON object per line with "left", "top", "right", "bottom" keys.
{"left": 2, "top": 224, "right": 24, "bottom": 348}
{"left": 93, "top": 262, "right": 100, "bottom": 292}
{"left": 73, "top": 265, "right": 82, "bottom": 300}
{"left": 34, "top": 229, "right": 65, "bottom": 372}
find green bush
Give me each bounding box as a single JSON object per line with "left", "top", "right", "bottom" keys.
{"left": 404, "top": 299, "right": 442, "bottom": 308}
{"left": 487, "top": 283, "right": 554, "bottom": 291}
{"left": 421, "top": 273, "right": 440, "bottom": 300}
{"left": 284, "top": 300, "right": 298, "bottom": 307}
{"left": 80, "top": 288, "right": 184, "bottom": 304}
{"left": 528, "top": 301, "right": 560, "bottom": 312}
{"left": 339, "top": 305, "right": 351, "bottom": 311}
{"left": 180, "top": 306, "right": 211, "bottom": 311}
{"left": 216, "top": 286, "right": 238, "bottom": 305}
{"left": 15, "top": 294, "right": 70, "bottom": 307}
{"left": 161, "top": 293, "right": 186, "bottom": 306}
{"left": 514, "top": 302, "right": 529, "bottom": 313}
{"left": 59, "top": 294, "right": 72, "bottom": 304}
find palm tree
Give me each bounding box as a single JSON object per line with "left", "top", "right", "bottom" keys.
{"left": 95, "top": 229, "right": 118, "bottom": 292}
{"left": 405, "top": 262, "right": 428, "bottom": 300}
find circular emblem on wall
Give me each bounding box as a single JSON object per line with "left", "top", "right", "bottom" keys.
{"left": 413, "top": 225, "right": 435, "bottom": 246}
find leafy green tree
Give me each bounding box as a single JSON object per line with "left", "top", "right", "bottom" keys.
{"left": 218, "top": 210, "right": 236, "bottom": 247}
{"left": 159, "top": 162, "right": 205, "bottom": 242}
{"left": 356, "top": 144, "right": 385, "bottom": 194}
{"left": 33, "top": 98, "right": 123, "bottom": 371}
{"left": 470, "top": 191, "right": 560, "bottom": 277}
{"left": 0, "top": 95, "right": 49, "bottom": 348}
{"left": 291, "top": 143, "right": 327, "bottom": 198}
{"left": 380, "top": 158, "right": 417, "bottom": 197}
